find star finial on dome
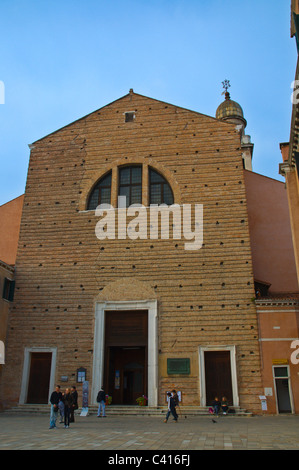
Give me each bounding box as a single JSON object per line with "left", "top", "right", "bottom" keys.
{"left": 221, "top": 79, "right": 231, "bottom": 99}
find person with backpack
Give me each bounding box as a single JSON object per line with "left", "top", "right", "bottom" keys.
{"left": 97, "top": 387, "right": 106, "bottom": 417}
{"left": 171, "top": 389, "right": 182, "bottom": 418}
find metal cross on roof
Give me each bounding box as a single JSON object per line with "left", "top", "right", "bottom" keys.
{"left": 222, "top": 79, "right": 231, "bottom": 94}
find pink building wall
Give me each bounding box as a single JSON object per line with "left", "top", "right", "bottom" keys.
{"left": 244, "top": 170, "right": 299, "bottom": 294}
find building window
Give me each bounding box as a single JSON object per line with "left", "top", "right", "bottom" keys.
{"left": 2, "top": 278, "right": 15, "bottom": 302}
{"left": 87, "top": 165, "right": 174, "bottom": 209}
{"left": 149, "top": 168, "right": 174, "bottom": 205}
{"left": 118, "top": 166, "right": 142, "bottom": 207}
{"left": 87, "top": 171, "right": 112, "bottom": 210}
{"left": 125, "top": 112, "right": 135, "bottom": 122}
{"left": 254, "top": 280, "right": 271, "bottom": 298}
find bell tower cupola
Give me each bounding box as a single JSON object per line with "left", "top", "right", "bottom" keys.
{"left": 216, "top": 80, "right": 254, "bottom": 171}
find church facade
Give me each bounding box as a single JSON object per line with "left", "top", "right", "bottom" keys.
{"left": 1, "top": 89, "right": 265, "bottom": 411}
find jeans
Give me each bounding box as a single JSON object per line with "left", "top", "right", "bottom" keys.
{"left": 49, "top": 404, "right": 58, "bottom": 428}
{"left": 165, "top": 408, "right": 178, "bottom": 421}
{"left": 58, "top": 400, "right": 64, "bottom": 421}
{"left": 97, "top": 400, "right": 106, "bottom": 416}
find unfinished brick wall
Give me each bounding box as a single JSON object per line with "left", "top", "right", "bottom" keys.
{"left": 1, "top": 91, "right": 263, "bottom": 410}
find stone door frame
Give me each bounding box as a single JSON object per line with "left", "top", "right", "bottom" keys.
{"left": 92, "top": 299, "right": 158, "bottom": 406}
{"left": 19, "top": 346, "right": 57, "bottom": 405}
{"left": 198, "top": 345, "right": 239, "bottom": 407}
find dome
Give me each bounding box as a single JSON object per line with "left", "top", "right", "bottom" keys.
{"left": 216, "top": 91, "right": 246, "bottom": 124}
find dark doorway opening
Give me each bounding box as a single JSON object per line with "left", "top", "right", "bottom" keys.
{"left": 274, "top": 367, "right": 292, "bottom": 413}
{"left": 104, "top": 310, "right": 148, "bottom": 405}
{"left": 27, "top": 352, "right": 52, "bottom": 404}
{"left": 204, "top": 350, "right": 233, "bottom": 406}
{"left": 107, "top": 346, "right": 146, "bottom": 404}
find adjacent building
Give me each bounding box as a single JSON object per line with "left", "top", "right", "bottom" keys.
{"left": 0, "top": 195, "right": 24, "bottom": 409}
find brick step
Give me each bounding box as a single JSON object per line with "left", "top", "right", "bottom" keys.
{"left": 3, "top": 404, "right": 252, "bottom": 417}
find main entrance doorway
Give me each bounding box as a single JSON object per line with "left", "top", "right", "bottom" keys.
{"left": 204, "top": 350, "right": 233, "bottom": 405}
{"left": 104, "top": 310, "right": 148, "bottom": 405}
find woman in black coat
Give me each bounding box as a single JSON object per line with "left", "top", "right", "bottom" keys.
{"left": 63, "top": 388, "right": 74, "bottom": 428}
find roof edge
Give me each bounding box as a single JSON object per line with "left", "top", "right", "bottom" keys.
{"left": 30, "top": 90, "right": 236, "bottom": 146}
{"left": 30, "top": 91, "right": 133, "bottom": 145}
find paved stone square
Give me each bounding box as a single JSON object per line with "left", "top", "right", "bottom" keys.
{"left": 1, "top": 412, "right": 299, "bottom": 451}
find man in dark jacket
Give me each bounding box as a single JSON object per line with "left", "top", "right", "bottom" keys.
{"left": 49, "top": 385, "right": 62, "bottom": 429}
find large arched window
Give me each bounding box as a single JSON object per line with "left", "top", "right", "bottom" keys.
{"left": 149, "top": 168, "right": 174, "bottom": 205}
{"left": 118, "top": 165, "right": 142, "bottom": 207}
{"left": 87, "top": 171, "right": 112, "bottom": 210}
{"left": 87, "top": 165, "right": 175, "bottom": 210}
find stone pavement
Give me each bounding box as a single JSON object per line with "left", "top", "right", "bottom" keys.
{"left": 1, "top": 412, "right": 299, "bottom": 452}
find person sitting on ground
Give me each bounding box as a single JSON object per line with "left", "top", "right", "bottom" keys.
{"left": 212, "top": 396, "right": 221, "bottom": 416}
{"left": 221, "top": 396, "right": 229, "bottom": 415}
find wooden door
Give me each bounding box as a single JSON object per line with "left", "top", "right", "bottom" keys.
{"left": 204, "top": 351, "right": 233, "bottom": 405}
{"left": 104, "top": 310, "right": 148, "bottom": 347}
{"left": 27, "top": 352, "right": 52, "bottom": 404}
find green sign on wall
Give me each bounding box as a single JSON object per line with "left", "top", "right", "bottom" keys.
{"left": 167, "top": 358, "right": 190, "bottom": 375}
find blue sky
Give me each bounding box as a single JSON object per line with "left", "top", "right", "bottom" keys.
{"left": 0, "top": 0, "right": 297, "bottom": 205}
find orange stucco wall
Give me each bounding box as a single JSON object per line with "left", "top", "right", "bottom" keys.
{"left": 257, "top": 304, "right": 299, "bottom": 414}
{"left": 0, "top": 195, "right": 24, "bottom": 266}
{"left": 244, "top": 170, "right": 299, "bottom": 294}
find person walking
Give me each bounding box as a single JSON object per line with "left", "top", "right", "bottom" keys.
{"left": 70, "top": 386, "right": 78, "bottom": 423}
{"left": 171, "top": 389, "right": 182, "bottom": 418}
{"left": 49, "top": 385, "right": 62, "bottom": 429}
{"left": 63, "top": 388, "right": 74, "bottom": 428}
{"left": 97, "top": 387, "right": 106, "bottom": 417}
{"left": 164, "top": 392, "right": 178, "bottom": 423}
